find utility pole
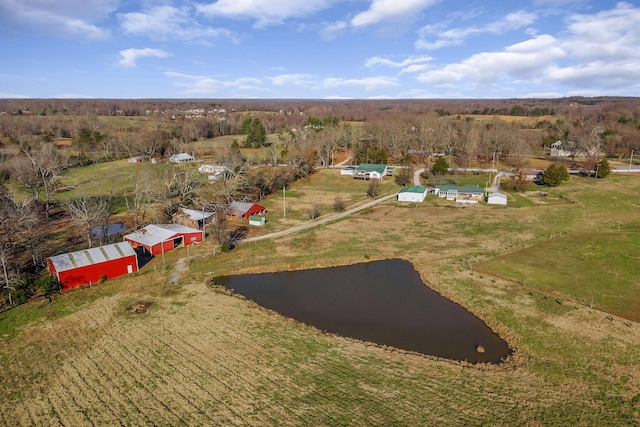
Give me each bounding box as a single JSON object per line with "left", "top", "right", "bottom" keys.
{"left": 630, "top": 149, "right": 634, "bottom": 172}
{"left": 283, "top": 186, "right": 286, "bottom": 218}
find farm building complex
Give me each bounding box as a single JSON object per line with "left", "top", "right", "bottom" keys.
{"left": 47, "top": 242, "right": 139, "bottom": 291}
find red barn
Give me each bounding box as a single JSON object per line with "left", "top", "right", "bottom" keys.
{"left": 123, "top": 224, "right": 203, "bottom": 256}
{"left": 227, "top": 201, "right": 267, "bottom": 220}
{"left": 47, "top": 242, "right": 139, "bottom": 291}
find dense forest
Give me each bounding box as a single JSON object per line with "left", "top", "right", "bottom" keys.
{"left": 1, "top": 96, "right": 640, "bottom": 305}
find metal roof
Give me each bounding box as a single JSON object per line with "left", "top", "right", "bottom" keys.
{"left": 124, "top": 224, "right": 201, "bottom": 247}
{"left": 356, "top": 163, "right": 388, "bottom": 173}
{"left": 437, "top": 184, "right": 484, "bottom": 194}
{"left": 49, "top": 242, "right": 136, "bottom": 273}
{"left": 398, "top": 185, "right": 427, "bottom": 194}
{"left": 177, "top": 208, "right": 214, "bottom": 220}
{"left": 228, "top": 201, "right": 254, "bottom": 215}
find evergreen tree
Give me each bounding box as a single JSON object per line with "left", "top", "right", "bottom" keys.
{"left": 543, "top": 163, "right": 570, "bottom": 187}
{"left": 241, "top": 118, "right": 267, "bottom": 148}
{"left": 432, "top": 156, "right": 449, "bottom": 176}
{"left": 597, "top": 157, "right": 611, "bottom": 179}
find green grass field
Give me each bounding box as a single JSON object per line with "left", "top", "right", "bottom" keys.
{"left": 2, "top": 169, "right": 640, "bottom": 425}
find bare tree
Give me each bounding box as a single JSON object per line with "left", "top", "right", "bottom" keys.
{"left": 10, "top": 142, "right": 68, "bottom": 217}
{"left": 63, "top": 194, "right": 109, "bottom": 247}
{"left": 12, "top": 199, "right": 42, "bottom": 268}
{"left": 413, "top": 118, "right": 438, "bottom": 166}
{"left": 125, "top": 171, "right": 158, "bottom": 230}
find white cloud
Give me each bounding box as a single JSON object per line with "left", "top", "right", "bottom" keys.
{"left": 321, "top": 76, "right": 399, "bottom": 91}
{"left": 164, "top": 72, "right": 266, "bottom": 95}
{"left": 119, "top": 5, "right": 236, "bottom": 42}
{"left": 351, "top": 0, "right": 438, "bottom": 27}
{"left": 268, "top": 74, "right": 316, "bottom": 86}
{"left": 416, "top": 3, "right": 640, "bottom": 94}
{"left": 562, "top": 2, "right": 640, "bottom": 62}
{"left": 320, "top": 21, "right": 348, "bottom": 40}
{"left": 118, "top": 48, "right": 170, "bottom": 68}
{"left": 365, "top": 55, "right": 432, "bottom": 69}
{"left": 416, "top": 10, "right": 537, "bottom": 50}
{"left": 0, "top": 92, "right": 29, "bottom": 98}
{"left": 0, "top": 0, "right": 115, "bottom": 39}
{"left": 418, "top": 35, "right": 565, "bottom": 85}
{"left": 197, "top": 0, "right": 335, "bottom": 28}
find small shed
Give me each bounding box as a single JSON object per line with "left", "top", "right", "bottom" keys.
{"left": 169, "top": 153, "right": 195, "bottom": 163}
{"left": 397, "top": 185, "right": 427, "bottom": 203}
{"left": 487, "top": 192, "right": 508, "bottom": 205}
{"left": 124, "top": 224, "right": 202, "bottom": 256}
{"left": 172, "top": 208, "right": 214, "bottom": 231}
{"left": 47, "top": 242, "right": 138, "bottom": 291}
{"left": 340, "top": 166, "right": 357, "bottom": 176}
{"left": 249, "top": 215, "right": 266, "bottom": 226}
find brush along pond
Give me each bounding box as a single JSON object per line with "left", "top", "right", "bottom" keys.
{"left": 215, "top": 258, "right": 512, "bottom": 364}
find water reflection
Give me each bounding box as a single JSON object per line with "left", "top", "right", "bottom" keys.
{"left": 216, "top": 259, "right": 512, "bottom": 363}
{"left": 90, "top": 223, "right": 127, "bottom": 238}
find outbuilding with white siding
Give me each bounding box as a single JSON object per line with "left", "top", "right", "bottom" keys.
{"left": 397, "top": 185, "right": 428, "bottom": 203}
{"left": 487, "top": 192, "right": 508, "bottom": 205}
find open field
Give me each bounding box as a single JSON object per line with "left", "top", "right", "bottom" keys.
{"left": 2, "top": 170, "right": 640, "bottom": 425}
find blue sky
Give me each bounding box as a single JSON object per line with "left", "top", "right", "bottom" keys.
{"left": 1, "top": 0, "right": 639, "bottom": 99}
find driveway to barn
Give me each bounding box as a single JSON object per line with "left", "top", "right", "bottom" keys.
{"left": 242, "top": 193, "right": 398, "bottom": 243}
{"left": 487, "top": 171, "right": 511, "bottom": 192}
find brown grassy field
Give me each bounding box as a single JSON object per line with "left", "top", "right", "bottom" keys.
{"left": 1, "top": 170, "right": 640, "bottom": 425}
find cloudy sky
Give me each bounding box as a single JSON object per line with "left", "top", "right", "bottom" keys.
{"left": 1, "top": 0, "right": 639, "bottom": 99}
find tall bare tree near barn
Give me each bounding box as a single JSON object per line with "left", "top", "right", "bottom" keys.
{"left": 63, "top": 194, "right": 110, "bottom": 247}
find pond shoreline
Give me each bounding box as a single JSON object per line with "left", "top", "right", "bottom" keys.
{"left": 209, "top": 258, "right": 518, "bottom": 367}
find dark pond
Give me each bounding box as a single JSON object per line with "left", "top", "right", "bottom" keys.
{"left": 216, "top": 259, "right": 512, "bottom": 364}
{"left": 90, "top": 223, "right": 127, "bottom": 238}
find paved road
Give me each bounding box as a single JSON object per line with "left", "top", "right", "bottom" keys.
{"left": 242, "top": 193, "right": 397, "bottom": 243}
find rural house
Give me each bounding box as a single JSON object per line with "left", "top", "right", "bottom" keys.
{"left": 435, "top": 184, "right": 485, "bottom": 203}
{"left": 397, "top": 185, "right": 428, "bottom": 203}
{"left": 47, "top": 242, "right": 139, "bottom": 291}
{"left": 520, "top": 169, "right": 544, "bottom": 181}
{"left": 198, "top": 164, "right": 230, "bottom": 181}
{"left": 227, "top": 201, "right": 267, "bottom": 220}
{"left": 169, "top": 153, "right": 195, "bottom": 163}
{"left": 124, "top": 224, "right": 203, "bottom": 256}
{"left": 172, "top": 208, "right": 214, "bottom": 231}
{"left": 354, "top": 163, "right": 388, "bottom": 181}
{"left": 128, "top": 155, "right": 149, "bottom": 163}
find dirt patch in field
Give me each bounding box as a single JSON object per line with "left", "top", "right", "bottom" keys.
{"left": 126, "top": 301, "right": 153, "bottom": 314}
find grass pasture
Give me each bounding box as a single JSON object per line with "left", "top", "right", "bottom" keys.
{"left": 476, "top": 232, "right": 640, "bottom": 321}
{"left": 2, "top": 171, "right": 640, "bottom": 425}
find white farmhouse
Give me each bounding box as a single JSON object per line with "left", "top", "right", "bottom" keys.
{"left": 169, "top": 153, "right": 195, "bottom": 163}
